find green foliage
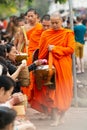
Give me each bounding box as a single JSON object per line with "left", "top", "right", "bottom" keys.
{"left": 0, "top": 0, "right": 33, "bottom": 4}
{"left": 0, "top": 0, "right": 67, "bottom": 18}
{"left": 0, "top": 0, "right": 32, "bottom": 18}
{"left": 28, "top": 0, "right": 33, "bottom": 2}
{"left": 55, "top": 0, "right": 67, "bottom": 4}
{"left": 0, "top": 0, "right": 17, "bottom": 18}
{"left": 30, "top": 0, "right": 50, "bottom": 17}
{"left": 0, "top": 4, "right": 17, "bottom": 18}
{"left": 0, "top": 0, "right": 15, "bottom": 5}
{"left": 0, "top": 0, "right": 7, "bottom": 4}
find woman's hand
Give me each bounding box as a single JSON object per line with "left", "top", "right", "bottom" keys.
{"left": 19, "top": 60, "right": 27, "bottom": 70}
{"left": 9, "top": 92, "right": 25, "bottom": 106}
{"left": 34, "top": 59, "right": 47, "bottom": 66}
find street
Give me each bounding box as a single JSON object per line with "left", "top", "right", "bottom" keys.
{"left": 26, "top": 107, "right": 87, "bottom": 130}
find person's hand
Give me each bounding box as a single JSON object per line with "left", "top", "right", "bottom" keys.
{"left": 10, "top": 92, "right": 25, "bottom": 106}
{"left": 19, "top": 63, "right": 26, "bottom": 70}
{"left": 19, "top": 60, "right": 27, "bottom": 70}
{"left": 34, "top": 59, "right": 47, "bottom": 66}
{"left": 48, "top": 45, "right": 55, "bottom": 51}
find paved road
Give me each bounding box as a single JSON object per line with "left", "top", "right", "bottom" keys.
{"left": 26, "top": 107, "right": 87, "bottom": 130}
{"left": 76, "top": 42, "right": 87, "bottom": 85}
{"left": 84, "top": 41, "right": 87, "bottom": 64}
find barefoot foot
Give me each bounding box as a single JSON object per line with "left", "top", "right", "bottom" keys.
{"left": 50, "top": 120, "right": 60, "bottom": 126}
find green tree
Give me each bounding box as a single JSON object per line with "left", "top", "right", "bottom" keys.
{"left": 0, "top": 0, "right": 32, "bottom": 5}
{"left": 0, "top": 1, "right": 17, "bottom": 18}
{"left": 29, "top": 0, "right": 50, "bottom": 17}
{"left": 55, "top": 0, "right": 67, "bottom": 3}
{"left": 0, "top": 0, "right": 32, "bottom": 18}
{"left": 0, "top": 0, "right": 67, "bottom": 18}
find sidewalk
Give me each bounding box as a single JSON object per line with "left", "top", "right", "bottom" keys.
{"left": 76, "top": 42, "right": 87, "bottom": 107}
{"left": 75, "top": 41, "right": 87, "bottom": 85}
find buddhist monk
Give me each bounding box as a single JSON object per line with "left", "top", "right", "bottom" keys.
{"left": 41, "top": 14, "right": 51, "bottom": 31}
{"left": 21, "top": 9, "right": 42, "bottom": 99}
{"left": 28, "top": 14, "right": 51, "bottom": 65}
{"left": 22, "top": 13, "right": 51, "bottom": 100}
{"left": 31, "top": 12, "right": 76, "bottom": 126}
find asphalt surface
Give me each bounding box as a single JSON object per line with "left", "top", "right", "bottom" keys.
{"left": 26, "top": 107, "right": 87, "bottom": 130}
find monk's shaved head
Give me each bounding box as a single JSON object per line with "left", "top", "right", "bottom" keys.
{"left": 50, "top": 12, "right": 62, "bottom": 20}
{"left": 50, "top": 12, "right": 63, "bottom": 30}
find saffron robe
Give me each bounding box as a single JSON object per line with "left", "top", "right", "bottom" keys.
{"left": 31, "top": 28, "right": 76, "bottom": 113}
{"left": 21, "top": 23, "right": 43, "bottom": 100}
{"left": 27, "top": 23, "right": 43, "bottom": 65}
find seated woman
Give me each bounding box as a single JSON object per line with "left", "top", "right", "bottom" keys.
{"left": 0, "top": 44, "right": 26, "bottom": 81}
{"left": 0, "top": 43, "right": 46, "bottom": 92}
{"left": 0, "top": 59, "right": 26, "bottom": 106}
{"left": 6, "top": 43, "right": 45, "bottom": 72}
{"left": 0, "top": 44, "right": 47, "bottom": 102}
{"left": 0, "top": 75, "right": 16, "bottom": 106}
{"left": 0, "top": 106, "right": 16, "bottom": 130}
{"left": 0, "top": 76, "right": 17, "bottom": 130}
{"left": 0, "top": 75, "right": 36, "bottom": 130}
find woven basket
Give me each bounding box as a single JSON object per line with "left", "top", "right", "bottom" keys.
{"left": 18, "top": 66, "right": 30, "bottom": 87}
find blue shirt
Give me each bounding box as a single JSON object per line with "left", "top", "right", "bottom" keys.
{"left": 74, "top": 24, "right": 86, "bottom": 44}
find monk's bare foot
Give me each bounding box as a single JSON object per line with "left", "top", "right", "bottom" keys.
{"left": 50, "top": 118, "right": 64, "bottom": 126}
{"left": 59, "top": 111, "right": 65, "bottom": 125}
{"left": 51, "top": 110, "right": 65, "bottom": 126}
{"left": 59, "top": 119, "right": 64, "bottom": 124}
{"left": 50, "top": 120, "right": 60, "bottom": 126}
{"left": 50, "top": 114, "right": 60, "bottom": 126}
{"left": 38, "top": 113, "right": 50, "bottom": 120}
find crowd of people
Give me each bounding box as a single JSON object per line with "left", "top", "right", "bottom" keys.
{"left": 0, "top": 8, "right": 87, "bottom": 129}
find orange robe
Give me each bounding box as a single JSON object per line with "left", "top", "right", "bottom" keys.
{"left": 21, "top": 23, "right": 43, "bottom": 100}
{"left": 31, "top": 28, "right": 76, "bottom": 113}
{"left": 27, "top": 23, "right": 43, "bottom": 65}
